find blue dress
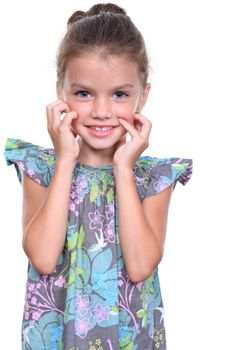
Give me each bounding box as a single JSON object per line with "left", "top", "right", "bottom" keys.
{"left": 4, "top": 138, "right": 192, "bottom": 350}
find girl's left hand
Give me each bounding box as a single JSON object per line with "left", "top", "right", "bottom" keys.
{"left": 113, "top": 113, "right": 152, "bottom": 169}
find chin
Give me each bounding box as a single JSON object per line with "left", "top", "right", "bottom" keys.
{"left": 85, "top": 140, "right": 119, "bottom": 151}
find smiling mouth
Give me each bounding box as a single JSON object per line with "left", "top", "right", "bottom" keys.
{"left": 87, "top": 126, "right": 116, "bottom": 138}
{"left": 90, "top": 126, "right": 113, "bottom": 131}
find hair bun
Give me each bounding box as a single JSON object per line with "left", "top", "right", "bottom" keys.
{"left": 67, "top": 3, "right": 127, "bottom": 29}
{"left": 87, "top": 3, "right": 127, "bottom": 16}
{"left": 67, "top": 11, "right": 87, "bottom": 29}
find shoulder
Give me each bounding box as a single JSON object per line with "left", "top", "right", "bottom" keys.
{"left": 4, "top": 138, "right": 56, "bottom": 187}
{"left": 134, "top": 155, "right": 193, "bottom": 199}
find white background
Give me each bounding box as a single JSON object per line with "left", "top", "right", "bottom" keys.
{"left": 0, "top": 0, "right": 232, "bottom": 349}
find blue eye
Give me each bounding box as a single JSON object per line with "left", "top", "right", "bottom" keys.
{"left": 113, "top": 91, "right": 129, "bottom": 99}
{"left": 75, "top": 90, "right": 91, "bottom": 98}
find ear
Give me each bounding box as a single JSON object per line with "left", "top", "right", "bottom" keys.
{"left": 136, "top": 83, "right": 151, "bottom": 113}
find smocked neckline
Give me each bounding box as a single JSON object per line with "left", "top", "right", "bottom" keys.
{"left": 75, "top": 162, "right": 114, "bottom": 173}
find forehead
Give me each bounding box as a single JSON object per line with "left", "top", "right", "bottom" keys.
{"left": 63, "top": 52, "right": 142, "bottom": 87}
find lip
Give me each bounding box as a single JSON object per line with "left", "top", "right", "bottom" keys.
{"left": 86, "top": 125, "right": 119, "bottom": 128}
{"left": 88, "top": 126, "right": 115, "bottom": 138}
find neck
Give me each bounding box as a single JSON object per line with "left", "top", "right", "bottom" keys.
{"left": 77, "top": 139, "right": 116, "bottom": 166}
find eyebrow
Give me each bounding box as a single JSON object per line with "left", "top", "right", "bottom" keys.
{"left": 70, "top": 83, "right": 134, "bottom": 90}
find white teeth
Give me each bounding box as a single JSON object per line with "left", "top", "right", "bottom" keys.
{"left": 91, "top": 127, "right": 113, "bottom": 131}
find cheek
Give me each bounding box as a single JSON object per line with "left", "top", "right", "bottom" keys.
{"left": 68, "top": 101, "right": 89, "bottom": 120}
{"left": 69, "top": 104, "right": 88, "bottom": 131}
{"left": 114, "top": 104, "right": 136, "bottom": 124}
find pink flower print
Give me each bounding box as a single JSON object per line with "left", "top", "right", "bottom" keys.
{"left": 75, "top": 175, "right": 88, "bottom": 188}
{"left": 49, "top": 276, "right": 55, "bottom": 283}
{"left": 89, "top": 210, "right": 105, "bottom": 230}
{"left": 118, "top": 279, "right": 124, "bottom": 287}
{"left": 55, "top": 275, "right": 66, "bottom": 288}
{"left": 92, "top": 303, "right": 110, "bottom": 323}
{"left": 155, "top": 176, "right": 171, "bottom": 193}
{"left": 29, "top": 320, "right": 35, "bottom": 327}
{"left": 136, "top": 176, "right": 145, "bottom": 187}
{"left": 31, "top": 297, "right": 37, "bottom": 305}
{"left": 75, "top": 294, "right": 91, "bottom": 317}
{"left": 136, "top": 282, "right": 143, "bottom": 290}
{"left": 79, "top": 181, "right": 88, "bottom": 190}
{"left": 28, "top": 283, "right": 35, "bottom": 292}
{"left": 24, "top": 312, "right": 29, "bottom": 320}
{"left": 35, "top": 178, "right": 41, "bottom": 184}
{"left": 32, "top": 311, "right": 41, "bottom": 321}
{"left": 25, "top": 301, "right": 30, "bottom": 311}
{"left": 103, "top": 221, "right": 115, "bottom": 243}
{"left": 69, "top": 202, "right": 76, "bottom": 212}
{"left": 27, "top": 168, "right": 35, "bottom": 176}
{"left": 75, "top": 317, "right": 92, "bottom": 338}
{"left": 18, "top": 162, "right": 25, "bottom": 170}
{"left": 70, "top": 191, "right": 76, "bottom": 199}
{"left": 69, "top": 190, "right": 80, "bottom": 216}
{"left": 77, "top": 197, "right": 84, "bottom": 205}
{"left": 36, "top": 283, "right": 41, "bottom": 289}
{"left": 105, "top": 203, "right": 115, "bottom": 219}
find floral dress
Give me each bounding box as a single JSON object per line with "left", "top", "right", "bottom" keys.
{"left": 4, "top": 138, "right": 192, "bottom": 350}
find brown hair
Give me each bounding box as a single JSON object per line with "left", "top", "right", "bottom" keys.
{"left": 56, "top": 3, "right": 149, "bottom": 88}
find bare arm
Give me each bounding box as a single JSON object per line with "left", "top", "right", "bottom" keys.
{"left": 113, "top": 113, "right": 172, "bottom": 283}
{"left": 22, "top": 159, "right": 75, "bottom": 275}
{"left": 115, "top": 167, "right": 172, "bottom": 283}
{"left": 22, "top": 99, "right": 79, "bottom": 275}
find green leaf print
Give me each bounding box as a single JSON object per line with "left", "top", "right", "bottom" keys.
{"left": 142, "top": 314, "right": 147, "bottom": 328}
{"left": 107, "top": 188, "right": 114, "bottom": 204}
{"left": 45, "top": 155, "right": 54, "bottom": 167}
{"left": 136, "top": 309, "right": 145, "bottom": 318}
{"left": 124, "top": 341, "right": 134, "bottom": 350}
{"left": 172, "top": 163, "right": 188, "bottom": 171}
{"left": 6, "top": 139, "right": 18, "bottom": 150}
{"left": 90, "top": 184, "right": 99, "bottom": 202}
{"left": 102, "top": 178, "right": 107, "bottom": 193}
{"left": 68, "top": 267, "right": 84, "bottom": 285}
{"left": 111, "top": 305, "right": 119, "bottom": 314}
{"left": 137, "top": 308, "right": 147, "bottom": 328}
{"left": 77, "top": 226, "right": 85, "bottom": 248}
{"left": 70, "top": 251, "right": 76, "bottom": 264}
{"left": 67, "top": 231, "right": 78, "bottom": 251}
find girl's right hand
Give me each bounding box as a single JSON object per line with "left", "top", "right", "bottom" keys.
{"left": 46, "top": 100, "right": 79, "bottom": 163}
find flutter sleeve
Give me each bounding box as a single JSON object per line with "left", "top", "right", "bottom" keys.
{"left": 134, "top": 156, "right": 193, "bottom": 200}
{"left": 4, "top": 138, "right": 56, "bottom": 187}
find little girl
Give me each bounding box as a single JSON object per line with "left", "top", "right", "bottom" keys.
{"left": 4, "top": 3, "right": 192, "bottom": 350}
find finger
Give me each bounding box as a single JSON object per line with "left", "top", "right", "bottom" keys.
{"left": 134, "top": 113, "right": 152, "bottom": 139}
{"left": 46, "top": 99, "right": 66, "bottom": 110}
{"left": 134, "top": 119, "right": 142, "bottom": 133}
{"left": 118, "top": 118, "right": 139, "bottom": 137}
{"left": 61, "top": 111, "right": 78, "bottom": 127}
{"left": 47, "top": 101, "right": 71, "bottom": 129}
{"left": 119, "top": 135, "right": 127, "bottom": 143}
{"left": 46, "top": 100, "right": 68, "bottom": 120}
{"left": 116, "top": 135, "right": 127, "bottom": 148}
{"left": 47, "top": 101, "right": 69, "bottom": 127}
{"left": 57, "top": 112, "right": 78, "bottom": 138}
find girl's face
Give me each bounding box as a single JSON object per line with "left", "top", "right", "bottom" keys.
{"left": 58, "top": 51, "right": 150, "bottom": 163}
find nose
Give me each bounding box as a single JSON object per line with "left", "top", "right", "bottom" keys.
{"left": 92, "top": 96, "right": 112, "bottom": 119}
